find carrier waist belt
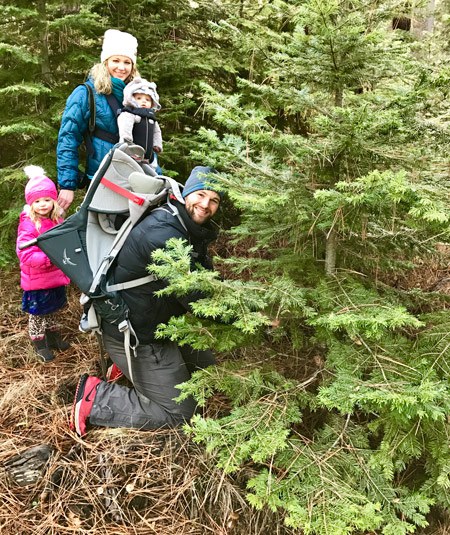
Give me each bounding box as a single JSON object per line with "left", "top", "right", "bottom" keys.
{"left": 93, "top": 128, "right": 119, "bottom": 144}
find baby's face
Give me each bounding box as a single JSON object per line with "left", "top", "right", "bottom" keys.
{"left": 134, "top": 93, "right": 153, "bottom": 108}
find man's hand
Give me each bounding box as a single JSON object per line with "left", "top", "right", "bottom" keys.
{"left": 58, "top": 189, "right": 75, "bottom": 211}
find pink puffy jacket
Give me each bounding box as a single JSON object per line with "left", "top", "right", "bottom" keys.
{"left": 16, "top": 210, "right": 70, "bottom": 291}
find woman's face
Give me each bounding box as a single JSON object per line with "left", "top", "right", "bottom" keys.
{"left": 106, "top": 55, "right": 133, "bottom": 80}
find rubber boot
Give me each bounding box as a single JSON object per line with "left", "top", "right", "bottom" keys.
{"left": 46, "top": 330, "right": 70, "bottom": 351}
{"left": 31, "top": 337, "right": 54, "bottom": 362}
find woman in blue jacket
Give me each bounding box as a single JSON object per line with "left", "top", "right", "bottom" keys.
{"left": 56, "top": 29, "right": 139, "bottom": 211}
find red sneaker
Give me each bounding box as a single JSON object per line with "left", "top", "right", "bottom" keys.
{"left": 106, "top": 363, "right": 124, "bottom": 382}
{"left": 70, "top": 374, "right": 101, "bottom": 437}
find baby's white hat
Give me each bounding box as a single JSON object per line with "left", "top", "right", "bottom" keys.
{"left": 100, "top": 29, "right": 138, "bottom": 64}
{"left": 123, "top": 77, "right": 161, "bottom": 110}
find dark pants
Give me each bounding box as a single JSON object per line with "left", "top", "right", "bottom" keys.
{"left": 89, "top": 334, "right": 215, "bottom": 430}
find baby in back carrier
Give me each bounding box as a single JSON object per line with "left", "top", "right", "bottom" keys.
{"left": 117, "top": 77, "right": 163, "bottom": 166}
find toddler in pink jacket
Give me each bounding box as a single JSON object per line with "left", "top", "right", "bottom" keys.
{"left": 16, "top": 166, "right": 71, "bottom": 362}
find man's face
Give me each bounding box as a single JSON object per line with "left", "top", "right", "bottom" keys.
{"left": 184, "top": 189, "right": 220, "bottom": 225}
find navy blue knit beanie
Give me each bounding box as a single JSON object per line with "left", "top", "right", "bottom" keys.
{"left": 182, "top": 166, "right": 223, "bottom": 199}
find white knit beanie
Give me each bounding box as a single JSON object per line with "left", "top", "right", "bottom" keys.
{"left": 100, "top": 29, "right": 138, "bottom": 64}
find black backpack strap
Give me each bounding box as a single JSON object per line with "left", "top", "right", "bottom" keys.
{"left": 82, "top": 83, "right": 120, "bottom": 148}
{"left": 81, "top": 83, "right": 96, "bottom": 157}
{"left": 91, "top": 92, "right": 121, "bottom": 144}
{"left": 119, "top": 106, "right": 156, "bottom": 121}
{"left": 84, "top": 83, "right": 96, "bottom": 135}
{"left": 92, "top": 128, "right": 119, "bottom": 144}
{"left": 77, "top": 83, "right": 119, "bottom": 189}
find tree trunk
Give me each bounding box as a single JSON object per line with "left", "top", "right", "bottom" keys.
{"left": 325, "top": 228, "right": 337, "bottom": 276}
{"left": 425, "top": 0, "right": 435, "bottom": 32}
{"left": 36, "top": 0, "right": 52, "bottom": 83}
{"left": 324, "top": 87, "right": 343, "bottom": 275}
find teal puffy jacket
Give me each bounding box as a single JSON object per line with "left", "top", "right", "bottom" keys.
{"left": 56, "top": 79, "right": 118, "bottom": 191}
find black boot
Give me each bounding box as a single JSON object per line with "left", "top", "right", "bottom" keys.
{"left": 46, "top": 330, "right": 70, "bottom": 351}
{"left": 31, "top": 338, "right": 54, "bottom": 362}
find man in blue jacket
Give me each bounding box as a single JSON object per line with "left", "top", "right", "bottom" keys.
{"left": 70, "top": 166, "right": 222, "bottom": 437}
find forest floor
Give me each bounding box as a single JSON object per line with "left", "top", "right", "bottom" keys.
{"left": 1, "top": 254, "right": 450, "bottom": 534}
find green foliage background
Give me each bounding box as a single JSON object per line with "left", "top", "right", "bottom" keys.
{"left": 2, "top": 0, "right": 450, "bottom": 533}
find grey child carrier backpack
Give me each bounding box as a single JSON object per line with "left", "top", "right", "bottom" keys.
{"left": 19, "top": 144, "right": 186, "bottom": 384}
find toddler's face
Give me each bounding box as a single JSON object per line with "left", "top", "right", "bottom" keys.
{"left": 134, "top": 93, "right": 153, "bottom": 108}
{"left": 32, "top": 197, "right": 54, "bottom": 217}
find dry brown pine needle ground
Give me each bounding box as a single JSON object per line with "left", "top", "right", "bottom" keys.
{"left": 1, "top": 250, "right": 450, "bottom": 535}
{"left": 0, "top": 269, "right": 295, "bottom": 535}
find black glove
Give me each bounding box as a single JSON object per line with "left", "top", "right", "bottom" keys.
{"left": 4, "top": 444, "right": 54, "bottom": 487}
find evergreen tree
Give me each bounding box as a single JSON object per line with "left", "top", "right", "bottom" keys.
{"left": 0, "top": 0, "right": 102, "bottom": 261}
{"left": 0, "top": 0, "right": 240, "bottom": 262}
{"left": 151, "top": 0, "right": 450, "bottom": 532}
{"left": 92, "top": 0, "right": 242, "bottom": 176}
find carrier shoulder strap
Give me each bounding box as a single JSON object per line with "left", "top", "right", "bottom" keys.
{"left": 81, "top": 83, "right": 96, "bottom": 157}
{"left": 93, "top": 93, "right": 120, "bottom": 144}
{"left": 106, "top": 274, "right": 158, "bottom": 293}
{"left": 105, "top": 92, "right": 121, "bottom": 115}
{"left": 119, "top": 106, "right": 156, "bottom": 121}
{"left": 83, "top": 83, "right": 96, "bottom": 135}
{"left": 94, "top": 93, "right": 120, "bottom": 144}
{"left": 81, "top": 83, "right": 120, "bottom": 150}
{"left": 153, "top": 201, "right": 188, "bottom": 232}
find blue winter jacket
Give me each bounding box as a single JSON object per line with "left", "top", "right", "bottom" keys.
{"left": 56, "top": 79, "right": 118, "bottom": 191}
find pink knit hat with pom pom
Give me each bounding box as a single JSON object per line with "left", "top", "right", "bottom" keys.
{"left": 24, "top": 166, "right": 58, "bottom": 206}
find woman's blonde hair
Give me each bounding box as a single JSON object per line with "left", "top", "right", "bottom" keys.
{"left": 90, "top": 61, "right": 138, "bottom": 94}
{"left": 29, "top": 201, "right": 62, "bottom": 231}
